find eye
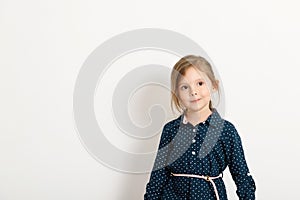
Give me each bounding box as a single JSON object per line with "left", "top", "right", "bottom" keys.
{"left": 198, "top": 81, "right": 204, "bottom": 86}
{"left": 180, "top": 85, "right": 188, "bottom": 90}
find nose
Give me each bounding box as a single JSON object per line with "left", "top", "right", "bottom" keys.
{"left": 190, "top": 85, "right": 198, "bottom": 96}
{"left": 191, "top": 91, "right": 197, "bottom": 96}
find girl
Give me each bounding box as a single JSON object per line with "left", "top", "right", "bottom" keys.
{"left": 144, "top": 55, "right": 256, "bottom": 200}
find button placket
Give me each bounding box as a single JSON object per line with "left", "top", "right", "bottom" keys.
{"left": 187, "top": 124, "right": 198, "bottom": 169}
{"left": 191, "top": 126, "right": 198, "bottom": 144}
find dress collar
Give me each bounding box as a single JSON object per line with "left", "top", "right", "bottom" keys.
{"left": 179, "top": 108, "right": 223, "bottom": 128}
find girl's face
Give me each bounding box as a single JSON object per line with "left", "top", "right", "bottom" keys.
{"left": 177, "top": 67, "right": 213, "bottom": 114}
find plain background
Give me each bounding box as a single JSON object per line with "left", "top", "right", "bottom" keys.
{"left": 1, "top": 0, "right": 300, "bottom": 199}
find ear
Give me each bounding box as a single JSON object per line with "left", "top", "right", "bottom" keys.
{"left": 212, "top": 80, "right": 219, "bottom": 91}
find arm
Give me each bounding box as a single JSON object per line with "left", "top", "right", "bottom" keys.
{"left": 144, "top": 124, "right": 172, "bottom": 200}
{"left": 225, "top": 124, "right": 256, "bottom": 200}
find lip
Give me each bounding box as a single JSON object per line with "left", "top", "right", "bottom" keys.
{"left": 190, "top": 98, "right": 201, "bottom": 103}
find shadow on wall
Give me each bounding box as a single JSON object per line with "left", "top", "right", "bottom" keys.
{"left": 114, "top": 86, "right": 178, "bottom": 199}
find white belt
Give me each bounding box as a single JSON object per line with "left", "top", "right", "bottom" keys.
{"left": 171, "top": 172, "right": 222, "bottom": 200}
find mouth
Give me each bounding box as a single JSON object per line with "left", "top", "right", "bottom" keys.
{"left": 190, "top": 98, "right": 201, "bottom": 103}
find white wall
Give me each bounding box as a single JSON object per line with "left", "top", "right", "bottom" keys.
{"left": 1, "top": 0, "right": 300, "bottom": 199}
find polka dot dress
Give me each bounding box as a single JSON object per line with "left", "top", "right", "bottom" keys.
{"left": 144, "top": 109, "right": 256, "bottom": 200}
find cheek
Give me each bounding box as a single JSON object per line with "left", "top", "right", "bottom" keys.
{"left": 177, "top": 91, "right": 188, "bottom": 101}
{"left": 199, "top": 87, "right": 212, "bottom": 97}
{"left": 204, "top": 90, "right": 211, "bottom": 96}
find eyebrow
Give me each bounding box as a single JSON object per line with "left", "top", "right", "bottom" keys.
{"left": 178, "top": 78, "right": 205, "bottom": 85}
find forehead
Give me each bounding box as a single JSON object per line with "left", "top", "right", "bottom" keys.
{"left": 178, "top": 67, "right": 207, "bottom": 84}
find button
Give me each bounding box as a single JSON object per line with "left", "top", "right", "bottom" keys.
{"left": 192, "top": 139, "right": 196, "bottom": 143}
{"left": 192, "top": 151, "right": 196, "bottom": 155}
{"left": 192, "top": 129, "right": 196, "bottom": 132}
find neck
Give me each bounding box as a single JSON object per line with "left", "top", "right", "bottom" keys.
{"left": 185, "top": 108, "right": 213, "bottom": 126}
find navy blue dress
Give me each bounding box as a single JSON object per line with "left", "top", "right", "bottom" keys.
{"left": 144, "top": 109, "right": 256, "bottom": 200}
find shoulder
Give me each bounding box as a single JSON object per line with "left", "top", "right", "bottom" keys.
{"left": 220, "top": 119, "right": 241, "bottom": 141}
{"left": 208, "top": 109, "right": 239, "bottom": 138}
{"left": 159, "top": 115, "right": 181, "bottom": 137}
{"left": 157, "top": 116, "right": 181, "bottom": 146}
{"left": 222, "top": 120, "right": 238, "bottom": 132}
{"left": 207, "top": 109, "right": 243, "bottom": 143}
{"left": 162, "top": 115, "right": 182, "bottom": 130}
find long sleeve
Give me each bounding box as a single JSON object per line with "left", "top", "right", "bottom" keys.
{"left": 224, "top": 123, "right": 256, "bottom": 200}
{"left": 144, "top": 124, "right": 172, "bottom": 200}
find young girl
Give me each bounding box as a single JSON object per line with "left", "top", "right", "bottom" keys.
{"left": 144, "top": 55, "right": 256, "bottom": 200}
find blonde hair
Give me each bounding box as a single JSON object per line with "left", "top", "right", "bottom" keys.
{"left": 170, "top": 55, "right": 220, "bottom": 113}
